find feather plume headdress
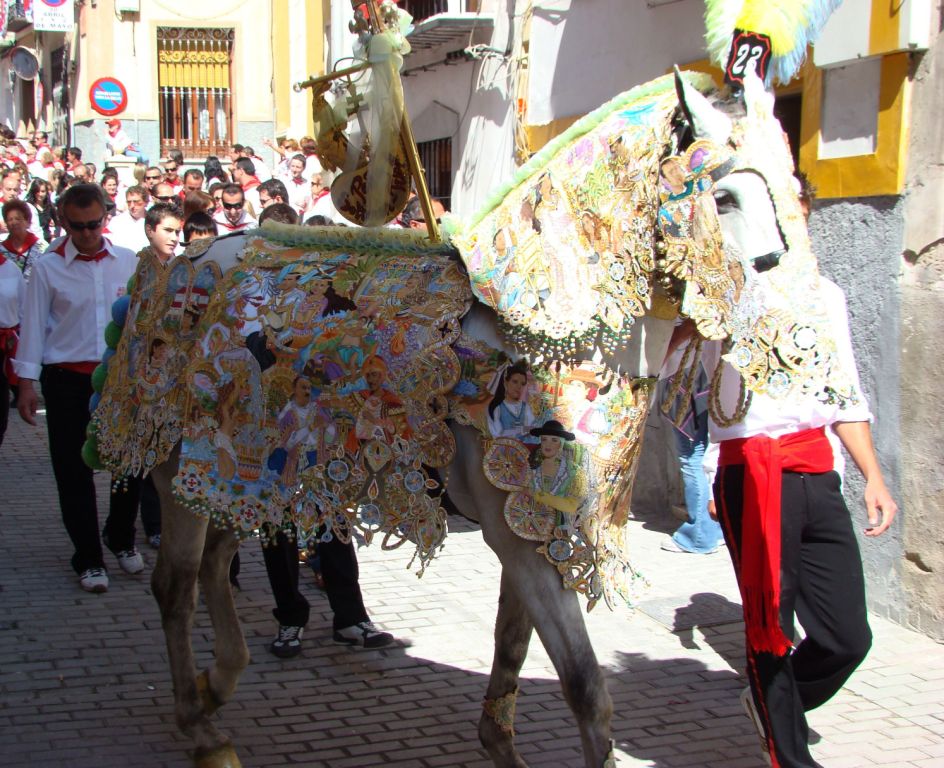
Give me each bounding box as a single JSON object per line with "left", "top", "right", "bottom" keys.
{"left": 705, "top": 0, "right": 842, "bottom": 86}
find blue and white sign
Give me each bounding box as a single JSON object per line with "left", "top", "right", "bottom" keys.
{"left": 90, "top": 77, "right": 128, "bottom": 116}
{"left": 34, "top": 0, "right": 74, "bottom": 33}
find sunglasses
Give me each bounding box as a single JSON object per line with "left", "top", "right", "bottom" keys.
{"left": 222, "top": 201, "right": 244, "bottom": 210}
{"left": 154, "top": 195, "right": 177, "bottom": 202}
{"left": 67, "top": 218, "right": 104, "bottom": 231}
{"left": 164, "top": 166, "right": 178, "bottom": 172}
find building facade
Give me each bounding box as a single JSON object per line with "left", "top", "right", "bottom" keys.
{"left": 1, "top": 0, "right": 328, "bottom": 169}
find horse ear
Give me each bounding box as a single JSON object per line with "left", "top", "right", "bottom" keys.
{"left": 673, "top": 66, "right": 732, "bottom": 144}
{"left": 742, "top": 68, "right": 776, "bottom": 121}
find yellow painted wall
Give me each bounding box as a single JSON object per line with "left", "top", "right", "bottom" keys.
{"left": 73, "top": 0, "right": 274, "bottom": 123}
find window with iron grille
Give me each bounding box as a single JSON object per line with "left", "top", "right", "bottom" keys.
{"left": 157, "top": 27, "right": 234, "bottom": 159}
{"left": 417, "top": 137, "right": 452, "bottom": 210}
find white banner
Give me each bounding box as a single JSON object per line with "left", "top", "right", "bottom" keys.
{"left": 33, "top": 0, "right": 74, "bottom": 34}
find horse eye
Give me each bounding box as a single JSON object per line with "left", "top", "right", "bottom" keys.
{"left": 714, "top": 190, "right": 736, "bottom": 210}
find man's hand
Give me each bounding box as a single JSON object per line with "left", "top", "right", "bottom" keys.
{"left": 863, "top": 475, "right": 897, "bottom": 537}
{"left": 708, "top": 499, "right": 718, "bottom": 521}
{"left": 17, "top": 380, "right": 39, "bottom": 426}
{"left": 832, "top": 421, "right": 898, "bottom": 537}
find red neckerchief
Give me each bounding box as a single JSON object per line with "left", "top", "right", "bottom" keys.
{"left": 314, "top": 189, "right": 330, "bottom": 202}
{"left": 290, "top": 177, "right": 306, "bottom": 186}
{"left": 718, "top": 427, "right": 833, "bottom": 656}
{"left": 1, "top": 232, "right": 39, "bottom": 257}
{"left": 242, "top": 177, "right": 261, "bottom": 191}
{"left": 52, "top": 238, "right": 112, "bottom": 263}
{"left": 217, "top": 219, "right": 249, "bottom": 232}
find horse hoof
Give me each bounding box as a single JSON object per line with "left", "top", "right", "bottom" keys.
{"left": 194, "top": 744, "right": 242, "bottom": 768}
{"left": 196, "top": 669, "right": 223, "bottom": 716}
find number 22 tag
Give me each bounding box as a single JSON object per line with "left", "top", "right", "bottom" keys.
{"left": 724, "top": 29, "right": 772, "bottom": 87}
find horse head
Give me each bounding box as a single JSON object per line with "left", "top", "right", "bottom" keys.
{"left": 671, "top": 70, "right": 860, "bottom": 409}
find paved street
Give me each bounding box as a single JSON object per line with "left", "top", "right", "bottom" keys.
{"left": 2, "top": 411, "right": 942, "bottom": 768}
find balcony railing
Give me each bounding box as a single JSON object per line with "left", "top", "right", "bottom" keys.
{"left": 401, "top": 1, "right": 480, "bottom": 24}
{"left": 7, "top": 1, "right": 33, "bottom": 32}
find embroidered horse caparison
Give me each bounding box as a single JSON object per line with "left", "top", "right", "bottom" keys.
{"left": 87, "top": 70, "right": 856, "bottom": 768}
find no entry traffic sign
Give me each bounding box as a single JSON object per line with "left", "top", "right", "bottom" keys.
{"left": 89, "top": 77, "right": 128, "bottom": 116}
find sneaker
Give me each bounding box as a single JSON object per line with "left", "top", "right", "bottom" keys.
{"left": 115, "top": 548, "right": 145, "bottom": 575}
{"left": 333, "top": 620, "right": 394, "bottom": 649}
{"left": 79, "top": 567, "right": 109, "bottom": 593}
{"left": 660, "top": 535, "right": 717, "bottom": 554}
{"left": 148, "top": 534, "right": 161, "bottom": 550}
{"left": 740, "top": 687, "right": 772, "bottom": 766}
{"left": 269, "top": 625, "right": 304, "bottom": 658}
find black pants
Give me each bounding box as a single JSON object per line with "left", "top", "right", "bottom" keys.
{"left": 41, "top": 366, "right": 140, "bottom": 574}
{"left": 262, "top": 527, "right": 369, "bottom": 631}
{"left": 715, "top": 467, "right": 872, "bottom": 768}
{"left": 0, "top": 364, "right": 9, "bottom": 448}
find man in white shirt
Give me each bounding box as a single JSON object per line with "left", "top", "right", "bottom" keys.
{"left": 106, "top": 185, "right": 150, "bottom": 254}
{"left": 280, "top": 154, "right": 311, "bottom": 216}
{"left": 213, "top": 184, "right": 257, "bottom": 233}
{"left": 231, "top": 158, "right": 262, "bottom": 216}
{"left": 695, "top": 274, "right": 897, "bottom": 768}
{"left": 14, "top": 184, "right": 144, "bottom": 594}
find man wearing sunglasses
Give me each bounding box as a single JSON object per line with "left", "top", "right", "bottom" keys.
{"left": 14, "top": 184, "right": 143, "bottom": 594}
{"left": 213, "top": 183, "right": 257, "bottom": 233}
{"left": 162, "top": 159, "right": 183, "bottom": 196}
{"left": 143, "top": 167, "right": 164, "bottom": 195}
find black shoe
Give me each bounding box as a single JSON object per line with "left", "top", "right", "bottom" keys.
{"left": 269, "top": 625, "right": 304, "bottom": 658}
{"left": 333, "top": 620, "right": 394, "bottom": 649}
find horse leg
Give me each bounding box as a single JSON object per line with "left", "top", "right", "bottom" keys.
{"left": 150, "top": 458, "right": 241, "bottom": 768}
{"left": 479, "top": 569, "right": 535, "bottom": 767}
{"left": 481, "top": 516, "right": 614, "bottom": 768}
{"left": 197, "top": 524, "right": 249, "bottom": 714}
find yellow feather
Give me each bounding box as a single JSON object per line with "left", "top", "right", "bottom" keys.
{"left": 736, "top": 0, "right": 810, "bottom": 55}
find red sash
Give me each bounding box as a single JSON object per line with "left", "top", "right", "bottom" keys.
{"left": 719, "top": 427, "right": 834, "bottom": 656}
{"left": 0, "top": 325, "right": 19, "bottom": 385}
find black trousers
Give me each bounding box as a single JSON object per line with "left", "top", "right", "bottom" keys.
{"left": 41, "top": 366, "right": 140, "bottom": 574}
{"left": 262, "top": 527, "right": 369, "bottom": 631}
{"left": 0, "top": 363, "right": 9, "bottom": 448}
{"left": 715, "top": 466, "right": 872, "bottom": 768}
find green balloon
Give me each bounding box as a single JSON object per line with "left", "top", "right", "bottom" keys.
{"left": 81, "top": 440, "right": 104, "bottom": 470}
{"left": 104, "top": 321, "right": 122, "bottom": 349}
{"left": 86, "top": 420, "right": 98, "bottom": 439}
{"left": 91, "top": 364, "right": 108, "bottom": 394}
{"left": 127, "top": 274, "right": 136, "bottom": 293}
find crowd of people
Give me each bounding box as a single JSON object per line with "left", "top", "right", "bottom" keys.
{"left": 0, "top": 131, "right": 404, "bottom": 654}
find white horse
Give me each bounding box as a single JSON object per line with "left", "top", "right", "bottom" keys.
{"left": 114, "top": 72, "right": 800, "bottom": 768}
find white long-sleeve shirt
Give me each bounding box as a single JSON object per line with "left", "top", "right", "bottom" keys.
{"left": 701, "top": 278, "right": 871, "bottom": 444}
{"left": 12, "top": 236, "right": 137, "bottom": 380}
{"left": 0, "top": 257, "right": 25, "bottom": 328}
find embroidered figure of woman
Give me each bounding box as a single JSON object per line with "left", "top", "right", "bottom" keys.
{"left": 487, "top": 360, "right": 537, "bottom": 442}
{"left": 214, "top": 378, "right": 240, "bottom": 481}
{"left": 527, "top": 419, "right": 586, "bottom": 536}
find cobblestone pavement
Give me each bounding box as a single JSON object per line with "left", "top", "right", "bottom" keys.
{"left": 2, "top": 412, "right": 943, "bottom": 768}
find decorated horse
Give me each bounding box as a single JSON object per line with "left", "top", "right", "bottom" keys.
{"left": 85, "top": 4, "right": 854, "bottom": 767}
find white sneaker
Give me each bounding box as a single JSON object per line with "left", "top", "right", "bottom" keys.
{"left": 740, "top": 687, "right": 772, "bottom": 766}
{"left": 116, "top": 548, "right": 145, "bottom": 575}
{"left": 79, "top": 567, "right": 109, "bottom": 593}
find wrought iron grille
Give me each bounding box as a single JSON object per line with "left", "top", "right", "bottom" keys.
{"left": 157, "top": 27, "right": 235, "bottom": 159}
